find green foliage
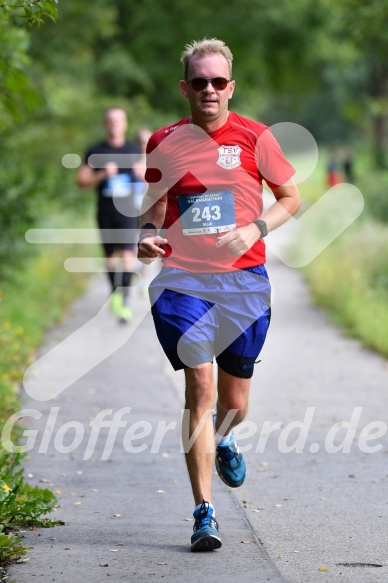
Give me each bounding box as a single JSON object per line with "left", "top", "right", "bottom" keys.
{"left": 0, "top": 20, "right": 40, "bottom": 127}
{"left": 0, "top": 452, "right": 62, "bottom": 528}
{"left": 320, "top": 0, "right": 388, "bottom": 167}
{"left": 359, "top": 169, "right": 388, "bottom": 224}
{"left": 0, "top": 143, "right": 41, "bottom": 275}
{"left": 0, "top": 205, "right": 95, "bottom": 423}
{"left": 0, "top": 451, "right": 64, "bottom": 563}
{"left": 107, "top": 0, "right": 328, "bottom": 116}
{"left": 0, "top": 0, "right": 387, "bottom": 565}
{"left": 0, "top": 1, "right": 58, "bottom": 128}
{"left": 297, "top": 218, "right": 388, "bottom": 357}
{"left": 0, "top": 0, "right": 57, "bottom": 25}
{"left": 0, "top": 206, "right": 94, "bottom": 564}
{"left": 0, "top": 523, "right": 28, "bottom": 563}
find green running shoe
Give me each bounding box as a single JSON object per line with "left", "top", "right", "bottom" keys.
{"left": 111, "top": 291, "right": 123, "bottom": 315}
{"left": 119, "top": 305, "right": 132, "bottom": 324}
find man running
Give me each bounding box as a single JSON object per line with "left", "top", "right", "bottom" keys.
{"left": 138, "top": 38, "right": 300, "bottom": 551}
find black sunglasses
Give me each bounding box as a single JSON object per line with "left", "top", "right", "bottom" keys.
{"left": 187, "top": 77, "right": 231, "bottom": 91}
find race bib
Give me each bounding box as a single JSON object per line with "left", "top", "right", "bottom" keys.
{"left": 102, "top": 173, "right": 132, "bottom": 198}
{"left": 178, "top": 190, "right": 236, "bottom": 235}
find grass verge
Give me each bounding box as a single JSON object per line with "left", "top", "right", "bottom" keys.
{"left": 296, "top": 218, "right": 388, "bottom": 357}
{"left": 289, "top": 150, "right": 388, "bottom": 358}
{"left": 0, "top": 204, "right": 97, "bottom": 565}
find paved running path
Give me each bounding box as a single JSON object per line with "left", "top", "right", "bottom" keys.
{"left": 9, "top": 235, "right": 388, "bottom": 582}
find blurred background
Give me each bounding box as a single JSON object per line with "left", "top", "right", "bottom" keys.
{"left": 0, "top": 0, "right": 388, "bottom": 422}
{"left": 0, "top": 0, "right": 388, "bottom": 563}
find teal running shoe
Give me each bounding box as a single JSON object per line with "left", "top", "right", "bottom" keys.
{"left": 215, "top": 433, "right": 246, "bottom": 488}
{"left": 191, "top": 499, "right": 222, "bottom": 552}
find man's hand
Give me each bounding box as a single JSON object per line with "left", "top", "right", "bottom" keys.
{"left": 215, "top": 224, "right": 260, "bottom": 256}
{"left": 77, "top": 161, "right": 119, "bottom": 188}
{"left": 104, "top": 161, "right": 119, "bottom": 177}
{"left": 137, "top": 235, "right": 168, "bottom": 264}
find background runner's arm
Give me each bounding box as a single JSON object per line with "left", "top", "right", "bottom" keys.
{"left": 77, "top": 161, "right": 118, "bottom": 189}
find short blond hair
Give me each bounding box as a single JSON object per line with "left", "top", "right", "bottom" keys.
{"left": 104, "top": 107, "right": 127, "bottom": 121}
{"left": 180, "top": 38, "right": 233, "bottom": 80}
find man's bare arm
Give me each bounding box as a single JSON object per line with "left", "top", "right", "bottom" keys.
{"left": 260, "top": 178, "right": 301, "bottom": 232}
{"left": 137, "top": 187, "right": 168, "bottom": 262}
{"left": 216, "top": 178, "right": 301, "bottom": 256}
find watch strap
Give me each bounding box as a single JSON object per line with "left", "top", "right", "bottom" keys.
{"left": 138, "top": 223, "right": 158, "bottom": 247}
{"left": 253, "top": 219, "right": 268, "bottom": 239}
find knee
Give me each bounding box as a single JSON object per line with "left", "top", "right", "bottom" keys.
{"left": 185, "top": 370, "right": 215, "bottom": 412}
{"left": 218, "top": 394, "right": 247, "bottom": 417}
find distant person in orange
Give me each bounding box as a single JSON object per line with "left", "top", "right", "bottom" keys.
{"left": 77, "top": 107, "right": 141, "bottom": 323}
{"left": 327, "top": 153, "right": 343, "bottom": 187}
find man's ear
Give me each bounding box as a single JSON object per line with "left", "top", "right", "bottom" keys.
{"left": 228, "top": 80, "right": 235, "bottom": 101}
{"left": 179, "top": 80, "right": 188, "bottom": 99}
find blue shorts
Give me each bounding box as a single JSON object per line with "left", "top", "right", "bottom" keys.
{"left": 149, "top": 266, "right": 271, "bottom": 379}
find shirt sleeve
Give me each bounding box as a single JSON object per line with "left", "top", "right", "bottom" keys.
{"left": 255, "top": 128, "right": 295, "bottom": 189}
{"left": 145, "top": 133, "right": 165, "bottom": 189}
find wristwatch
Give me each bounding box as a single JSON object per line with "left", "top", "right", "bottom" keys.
{"left": 137, "top": 222, "right": 158, "bottom": 247}
{"left": 253, "top": 219, "right": 268, "bottom": 239}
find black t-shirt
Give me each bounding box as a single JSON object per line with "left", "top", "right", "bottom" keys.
{"left": 84, "top": 140, "right": 141, "bottom": 215}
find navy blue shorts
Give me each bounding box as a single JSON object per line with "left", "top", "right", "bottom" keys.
{"left": 149, "top": 266, "right": 271, "bottom": 379}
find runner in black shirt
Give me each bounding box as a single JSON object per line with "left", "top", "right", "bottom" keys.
{"left": 77, "top": 107, "right": 141, "bottom": 322}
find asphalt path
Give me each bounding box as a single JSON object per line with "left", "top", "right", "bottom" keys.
{"left": 8, "top": 230, "right": 388, "bottom": 582}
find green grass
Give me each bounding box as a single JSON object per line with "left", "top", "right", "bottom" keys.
{"left": 288, "top": 148, "right": 388, "bottom": 357}
{"left": 0, "top": 203, "right": 97, "bottom": 564}
{"left": 288, "top": 151, "right": 327, "bottom": 205}
{"left": 0, "top": 452, "right": 65, "bottom": 565}
{"left": 0, "top": 207, "right": 97, "bottom": 424}
{"left": 0, "top": 251, "right": 90, "bottom": 421}
{"left": 295, "top": 217, "right": 388, "bottom": 357}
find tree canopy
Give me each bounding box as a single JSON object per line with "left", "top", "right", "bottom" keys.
{"left": 0, "top": 0, "right": 387, "bottom": 274}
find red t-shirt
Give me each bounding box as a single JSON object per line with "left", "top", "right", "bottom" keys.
{"left": 145, "top": 112, "right": 295, "bottom": 272}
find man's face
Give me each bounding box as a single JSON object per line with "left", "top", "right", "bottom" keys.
{"left": 104, "top": 108, "right": 128, "bottom": 139}
{"left": 180, "top": 54, "right": 235, "bottom": 124}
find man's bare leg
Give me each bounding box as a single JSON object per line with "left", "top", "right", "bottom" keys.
{"left": 183, "top": 363, "right": 222, "bottom": 552}
{"left": 215, "top": 368, "right": 251, "bottom": 436}
{"left": 182, "top": 363, "right": 216, "bottom": 505}
{"left": 213, "top": 367, "right": 250, "bottom": 488}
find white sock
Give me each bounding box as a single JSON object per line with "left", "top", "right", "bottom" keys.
{"left": 215, "top": 432, "right": 232, "bottom": 447}
{"left": 195, "top": 502, "right": 215, "bottom": 516}
{"left": 213, "top": 413, "right": 233, "bottom": 446}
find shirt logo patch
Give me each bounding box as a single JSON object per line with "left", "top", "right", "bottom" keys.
{"left": 217, "top": 145, "right": 242, "bottom": 170}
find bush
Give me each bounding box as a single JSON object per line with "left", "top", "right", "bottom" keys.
{"left": 0, "top": 452, "right": 64, "bottom": 564}
{"left": 298, "top": 218, "right": 388, "bottom": 356}
{"left": 360, "top": 168, "right": 388, "bottom": 224}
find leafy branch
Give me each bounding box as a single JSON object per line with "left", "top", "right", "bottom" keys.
{"left": 0, "top": 0, "right": 58, "bottom": 25}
